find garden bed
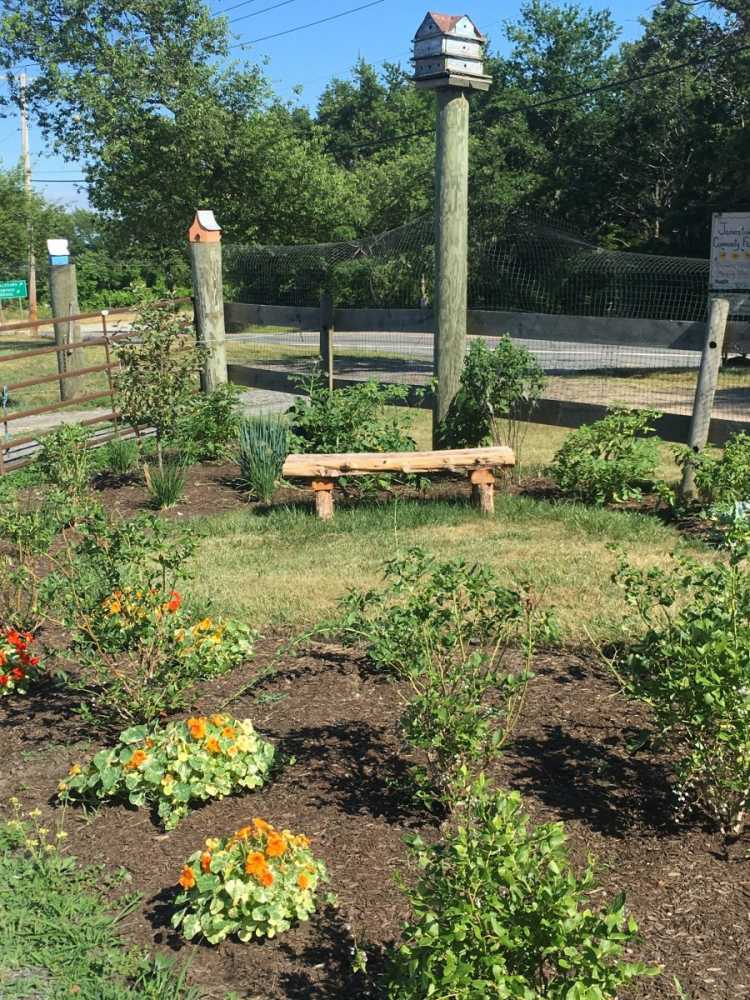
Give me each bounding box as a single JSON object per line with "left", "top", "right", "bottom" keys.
{"left": 2, "top": 634, "right": 747, "bottom": 999}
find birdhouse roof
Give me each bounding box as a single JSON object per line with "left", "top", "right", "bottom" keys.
{"left": 415, "top": 12, "right": 484, "bottom": 41}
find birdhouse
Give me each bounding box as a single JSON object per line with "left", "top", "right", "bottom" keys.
{"left": 188, "top": 210, "right": 222, "bottom": 244}
{"left": 47, "top": 238, "right": 70, "bottom": 266}
{"left": 413, "top": 12, "right": 491, "bottom": 91}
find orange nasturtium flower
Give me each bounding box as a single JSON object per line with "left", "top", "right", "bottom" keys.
{"left": 226, "top": 745, "right": 239, "bottom": 758}
{"left": 253, "top": 818, "right": 273, "bottom": 836}
{"left": 244, "top": 852, "right": 268, "bottom": 878}
{"left": 297, "top": 873, "right": 310, "bottom": 891}
{"left": 265, "top": 833, "right": 286, "bottom": 858}
{"left": 210, "top": 713, "right": 225, "bottom": 726}
{"left": 200, "top": 852, "right": 212, "bottom": 874}
{"left": 259, "top": 869, "right": 274, "bottom": 887}
{"left": 205, "top": 737, "right": 221, "bottom": 754}
{"left": 187, "top": 717, "right": 207, "bottom": 740}
{"left": 178, "top": 865, "right": 196, "bottom": 890}
{"left": 166, "top": 591, "right": 181, "bottom": 613}
{"left": 235, "top": 825, "right": 253, "bottom": 841}
{"left": 125, "top": 749, "right": 148, "bottom": 770}
{"left": 222, "top": 726, "right": 237, "bottom": 740}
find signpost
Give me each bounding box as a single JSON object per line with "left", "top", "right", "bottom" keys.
{"left": 710, "top": 212, "right": 750, "bottom": 313}
{"left": 0, "top": 280, "right": 28, "bottom": 300}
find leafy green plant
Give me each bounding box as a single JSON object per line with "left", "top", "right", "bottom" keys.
{"left": 677, "top": 430, "right": 750, "bottom": 508}
{"left": 288, "top": 371, "right": 416, "bottom": 455}
{"left": 238, "top": 414, "right": 289, "bottom": 502}
{"left": 614, "top": 531, "right": 750, "bottom": 836}
{"left": 337, "top": 548, "right": 557, "bottom": 805}
{"left": 35, "top": 423, "right": 93, "bottom": 502}
{"left": 549, "top": 408, "right": 663, "bottom": 504}
{"left": 59, "top": 714, "right": 274, "bottom": 830}
{"left": 173, "top": 383, "right": 242, "bottom": 463}
{"left": 440, "top": 337, "right": 546, "bottom": 468}
{"left": 143, "top": 459, "right": 187, "bottom": 509}
{"left": 172, "top": 818, "right": 327, "bottom": 943}
{"left": 101, "top": 436, "right": 139, "bottom": 477}
{"left": 114, "top": 300, "right": 203, "bottom": 471}
{"left": 385, "top": 778, "right": 656, "bottom": 999}
{"left": 0, "top": 498, "right": 61, "bottom": 629}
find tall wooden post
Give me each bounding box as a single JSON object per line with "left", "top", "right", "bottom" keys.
{"left": 320, "top": 292, "right": 334, "bottom": 391}
{"left": 680, "top": 296, "right": 731, "bottom": 500}
{"left": 412, "top": 12, "right": 491, "bottom": 447}
{"left": 47, "top": 240, "right": 84, "bottom": 401}
{"left": 189, "top": 210, "right": 228, "bottom": 393}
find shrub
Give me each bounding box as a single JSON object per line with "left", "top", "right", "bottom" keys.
{"left": 678, "top": 430, "right": 750, "bottom": 508}
{"left": 614, "top": 533, "right": 750, "bottom": 836}
{"left": 440, "top": 337, "right": 546, "bottom": 465}
{"left": 0, "top": 499, "right": 61, "bottom": 630}
{"left": 173, "top": 384, "right": 242, "bottom": 463}
{"left": 337, "top": 548, "right": 557, "bottom": 805}
{"left": 59, "top": 715, "right": 274, "bottom": 830}
{"left": 35, "top": 423, "right": 93, "bottom": 502}
{"left": 288, "top": 371, "right": 416, "bottom": 454}
{"left": 100, "top": 437, "right": 139, "bottom": 477}
{"left": 172, "top": 818, "right": 327, "bottom": 943}
{"left": 143, "top": 459, "right": 187, "bottom": 509}
{"left": 238, "top": 414, "right": 290, "bottom": 502}
{"left": 549, "top": 408, "right": 662, "bottom": 504}
{"left": 385, "top": 778, "right": 656, "bottom": 999}
{"left": 0, "top": 628, "right": 44, "bottom": 697}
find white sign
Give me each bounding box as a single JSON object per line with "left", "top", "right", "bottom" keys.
{"left": 710, "top": 212, "right": 750, "bottom": 291}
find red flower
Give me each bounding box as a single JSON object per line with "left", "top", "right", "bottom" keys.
{"left": 6, "top": 630, "right": 23, "bottom": 648}
{"left": 0, "top": 675, "right": 7, "bottom": 686}
{"left": 11, "top": 668, "right": 24, "bottom": 681}
{"left": 28, "top": 656, "right": 39, "bottom": 667}
{"left": 166, "top": 592, "right": 181, "bottom": 613}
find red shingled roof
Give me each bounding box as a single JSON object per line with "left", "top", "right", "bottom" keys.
{"left": 429, "top": 13, "right": 464, "bottom": 33}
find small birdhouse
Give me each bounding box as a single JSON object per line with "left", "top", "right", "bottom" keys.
{"left": 47, "top": 238, "right": 70, "bottom": 266}
{"left": 188, "top": 210, "right": 222, "bottom": 244}
{"left": 413, "top": 12, "right": 491, "bottom": 91}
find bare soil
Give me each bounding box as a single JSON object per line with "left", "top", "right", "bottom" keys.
{"left": 2, "top": 637, "right": 748, "bottom": 999}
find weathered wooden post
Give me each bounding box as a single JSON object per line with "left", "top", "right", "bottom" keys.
{"left": 680, "top": 296, "right": 731, "bottom": 500}
{"left": 47, "top": 238, "right": 84, "bottom": 400}
{"left": 413, "top": 12, "right": 491, "bottom": 447}
{"left": 320, "top": 292, "right": 334, "bottom": 391}
{"left": 189, "top": 210, "right": 228, "bottom": 393}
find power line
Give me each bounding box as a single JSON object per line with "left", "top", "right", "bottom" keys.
{"left": 228, "top": 0, "right": 385, "bottom": 49}
{"left": 228, "top": 0, "right": 302, "bottom": 26}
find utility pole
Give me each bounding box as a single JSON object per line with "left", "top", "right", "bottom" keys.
{"left": 412, "top": 13, "right": 491, "bottom": 446}
{"left": 189, "top": 210, "right": 228, "bottom": 392}
{"left": 19, "top": 73, "right": 38, "bottom": 323}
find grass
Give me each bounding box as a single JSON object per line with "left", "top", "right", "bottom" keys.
{"left": 0, "top": 334, "right": 112, "bottom": 414}
{"left": 0, "top": 815, "right": 199, "bottom": 999}
{"left": 188, "top": 493, "right": 692, "bottom": 643}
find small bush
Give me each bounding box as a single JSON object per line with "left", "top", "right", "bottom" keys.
{"left": 288, "top": 371, "right": 415, "bottom": 454}
{"left": 440, "top": 337, "right": 546, "bottom": 466}
{"left": 238, "top": 414, "right": 289, "bottom": 502}
{"left": 172, "top": 818, "right": 327, "bottom": 943}
{"left": 173, "top": 384, "right": 242, "bottom": 463}
{"left": 549, "top": 408, "right": 662, "bottom": 504}
{"left": 0, "top": 628, "right": 44, "bottom": 697}
{"left": 614, "top": 533, "right": 750, "bottom": 836}
{"left": 144, "top": 459, "right": 187, "bottom": 509}
{"left": 679, "top": 430, "right": 750, "bottom": 508}
{"left": 385, "top": 778, "right": 656, "bottom": 999}
{"left": 0, "top": 499, "right": 61, "bottom": 630}
{"left": 100, "top": 437, "right": 139, "bottom": 477}
{"left": 36, "top": 423, "right": 93, "bottom": 501}
{"left": 337, "top": 548, "right": 557, "bottom": 805}
{"left": 59, "top": 714, "right": 274, "bottom": 830}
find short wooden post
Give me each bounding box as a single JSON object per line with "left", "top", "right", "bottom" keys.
{"left": 320, "top": 292, "right": 334, "bottom": 392}
{"left": 680, "top": 296, "right": 731, "bottom": 499}
{"left": 311, "top": 479, "right": 334, "bottom": 520}
{"left": 48, "top": 244, "right": 84, "bottom": 401}
{"left": 469, "top": 468, "right": 495, "bottom": 514}
{"left": 189, "top": 210, "right": 228, "bottom": 393}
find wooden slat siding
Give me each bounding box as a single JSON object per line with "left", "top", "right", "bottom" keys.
{"left": 227, "top": 363, "right": 749, "bottom": 447}
{"left": 224, "top": 302, "right": 321, "bottom": 332}
{"left": 225, "top": 302, "right": 750, "bottom": 351}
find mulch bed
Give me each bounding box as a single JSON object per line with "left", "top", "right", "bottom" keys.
{"left": 1, "top": 637, "right": 748, "bottom": 999}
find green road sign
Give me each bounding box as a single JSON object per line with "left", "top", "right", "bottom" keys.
{"left": 0, "top": 279, "right": 28, "bottom": 299}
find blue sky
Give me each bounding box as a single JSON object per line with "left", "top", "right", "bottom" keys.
{"left": 0, "top": 0, "right": 653, "bottom": 209}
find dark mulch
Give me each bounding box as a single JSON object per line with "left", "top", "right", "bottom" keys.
{"left": 1, "top": 637, "right": 748, "bottom": 999}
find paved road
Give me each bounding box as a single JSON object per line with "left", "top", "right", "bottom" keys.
{"left": 230, "top": 331, "right": 702, "bottom": 373}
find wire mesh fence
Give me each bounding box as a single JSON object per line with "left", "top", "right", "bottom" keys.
{"left": 222, "top": 213, "right": 750, "bottom": 432}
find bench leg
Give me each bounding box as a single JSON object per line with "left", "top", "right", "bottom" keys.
{"left": 311, "top": 479, "right": 335, "bottom": 520}
{"left": 469, "top": 468, "right": 495, "bottom": 515}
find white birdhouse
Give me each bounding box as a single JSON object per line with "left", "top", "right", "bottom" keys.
{"left": 413, "top": 12, "right": 491, "bottom": 91}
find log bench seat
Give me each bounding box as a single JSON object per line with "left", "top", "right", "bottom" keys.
{"left": 281, "top": 446, "right": 516, "bottom": 520}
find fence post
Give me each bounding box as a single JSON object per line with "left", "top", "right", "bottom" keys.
{"left": 189, "top": 210, "right": 228, "bottom": 393}
{"left": 47, "top": 239, "right": 84, "bottom": 401}
{"left": 320, "top": 292, "right": 334, "bottom": 391}
{"left": 680, "top": 296, "right": 731, "bottom": 500}
{"left": 413, "top": 13, "right": 492, "bottom": 447}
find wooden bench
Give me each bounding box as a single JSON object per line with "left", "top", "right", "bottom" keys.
{"left": 282, "top": 446, "right": 515, "bottom": 520}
